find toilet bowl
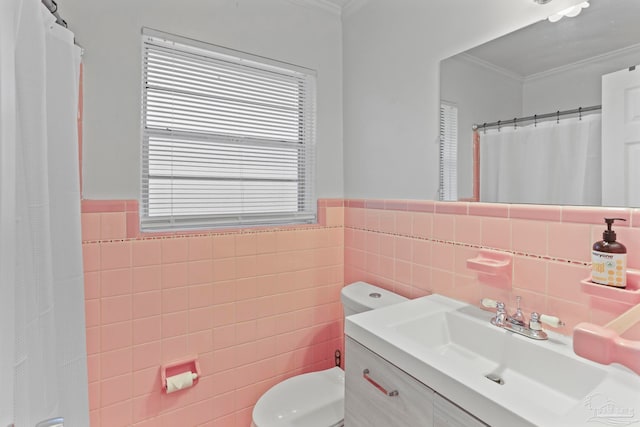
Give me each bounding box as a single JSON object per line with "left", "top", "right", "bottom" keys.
{"left": 251, "top": 281, "right": 407, "bottom": 427}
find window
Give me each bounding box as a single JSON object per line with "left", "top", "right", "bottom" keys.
{"left": 141, "top": 29, "right": 317, "bottom": 231}
{"left": 439, "top": 102, "right": 458, "bottom": 201}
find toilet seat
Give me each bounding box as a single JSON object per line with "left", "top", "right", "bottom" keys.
{"left": 252, "top": 366, "right": 345, "bottom": 427}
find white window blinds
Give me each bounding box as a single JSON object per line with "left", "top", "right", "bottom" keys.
{"left": 439, "top": 103, "right": 458, "bottom": 201}
{"left": 141, "top": 29, "right": 317, "bottom": 231}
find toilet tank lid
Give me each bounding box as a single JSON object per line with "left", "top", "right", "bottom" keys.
{"left": 340, "top": 281, "right": 408, "bottom": 311}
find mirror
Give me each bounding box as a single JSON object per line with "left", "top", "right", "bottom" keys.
{"left": 440, "top": 0, "right": 640, "bottom": 207}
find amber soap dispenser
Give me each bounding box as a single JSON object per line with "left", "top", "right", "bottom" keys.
{"left": 591, "top": 218, "right": 627, "bottom": 288}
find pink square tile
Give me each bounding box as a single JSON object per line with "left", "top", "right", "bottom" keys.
{"left": 188, "top": 330, "right": 214, "bottom": 354}
{"left": 455, "top": 215, "right": 482, "bottom": 245}
{"left": 615, "top": 226, "right": 640, "bottom": 270}
{"left": 395, "top": 211, "right": 413, "bottom": 236}
{"left": 406, "top": 200, "right": 435, "bottom": 213}
{"left": 511, "top": 219, "right": 548, "bottom": 256}
{"left": 510, "top": 204, "right": 561, "bottom": 222}
{"left": 431, "top": 242, "right": 455, "bottom": 272}
{"left": 468, "top": 202, "right": 509, "bottom": 218}
{"left": 101, "top": 295, "right": 132, "bottom": 324}
{"left": 126, "top": 212, "right": 139, "bottom": 239}
{"left": 160, "top": 262, "right": 188, "bottom": 289}
{"left": 236, "top": 255, "right": 258, "bottom": 279}
{"left": 633, "top": 209, "right": 640, "bottom": 228}
{"left": 100, "top": 268, "right": 132, "bottom": 298}
{"left": 562, "top": 206, "right": 631, "bottom": 225}
{"left": 81, "top": 199, "right": 124, "bottom": 213}
{"left": 189, "top": 307, "right": 214, "bottom": 332}
{"left": 133, "top": 366, "right": 162, "bottom": 398}
{"left": 481, "top": 217, "right": 511, "bottom": 251}
{"left": 512, "top": 256, "right": 548, "bottom": 294}
{"left": 188, "top": 235, "right": 213, "bottom": 260}
{"left": 161, "top": 335, "right": 188, "bottom": 362}
{"left": 100, "top": 348, "right": 132, "bottom": 380}
{"left": 547, "top": 222, "right": 591, "bottom": 262}
{"left": 87, "top": 353, "right": 100, "bottom": 383}
{"left": 412, "top": 213, "right": 432, "bottom": 239}
{"left": 88, "top": 381, "right": 100, "bottom": 411}
{"left": 132, "top": 341, "right": 161, "bottom": 371}
{"left": 547, "top": 261, "right": 590, "bottom": 305}
{"left": 132, "top": 316, "right": 161, "bottom": 345}
{"left": 235, "top": 234, "right": 256, "bottom": 257}
{"left": 325, "top": 207, "right": 344, "bottom": 227}
{"left": 255, "top": 232, "right": 277, "bottom": 254}
{"left": 101, "top": 212, "right": 127, "bottom": 240}
{"left": 213, "top": 234, "right": 236, "bottom": 259}
{"left": 132, "top": 291, "right": 161, "bottom": 319}
{"left": 101, "top": 322, "right": 132, "bottom": 352}
{"left": 213, "top": 258, "right": 236, "bottom": 282}
{"left": 86, "top": 326, "right": 101, "bottom": 355}
{"left": 85, "top": 299, "right": 100, "bottom": 328}
{"left": 162, "top": 288, "right": 189, "bottom": 313}
{"left": 101, "top": 241, "right": 132, "bottom": 270}
{"left": 161, "top": 238, "right": 189, "bottom": 264}
{"left": 132, "top": 266, "right": 161, "bottom": 293}
{"left": 84, "top": 271, "right": 101, "bottom": 299}
{"left": 100, "top": 399, "right": 132, "bottom": 427}
{"left": 365, "top": 199, "right": 386, "bottom": 210}
{"left": 162, "top": 311, "right": 188, "bottom": 338}
{"left": 188, "top": 260, "right": 214, "bottom": 285}
{"left": 101, "top": 374, "right": 133, "bottom": 407}
{"left": 82, "top": 243, "right": 101, "bottom": 272}
{"left": 346, "top": 199, "right": 366, "bottom": 208}
{"left": 132, "top": 239, "right": 161, "bottom": 267}
{"left": 434, "top": 201, "right": 468, "bottom": 215}
{"left": 81, "top": 213, "right": 101, "bottom": 241}
{"left": 188, "top": 283, "right": 213, "bottom": 309}
{"left": 132, "top": 393, "right": 162, "bottom": 424}
{"left": 378, "top": 211, "right": 395, "bottom": 234}
{"left": 433, "top": 214, "right": 455, "bottom": 241}
{"left": 546, "top": 297, "right": 590, "bottom": 332}
{"left": 212, "top": 303, "right": 236, "bottom": 328}
{"left": 394, "top": 260, "right": 412, "bottom": 285}
{"left": 384, "top": 200, "right": 408, "bottom": 211}
{"left": 213, "top": 281, "right": 236, "bottom": 305}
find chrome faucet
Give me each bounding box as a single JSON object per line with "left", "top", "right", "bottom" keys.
{"left": 481, "top": 297, "right": 564, "bottom": 340}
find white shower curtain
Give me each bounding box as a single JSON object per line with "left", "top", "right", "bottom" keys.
{"left": 1, "top": 0, "right": 90, "bottom": 425}
{"left": 479, "top": 114, "right": 602, "bottom": 205}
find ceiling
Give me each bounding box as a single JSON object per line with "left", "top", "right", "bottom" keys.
{"left": 464, "top": 0, "right": 640, "bottom": 77}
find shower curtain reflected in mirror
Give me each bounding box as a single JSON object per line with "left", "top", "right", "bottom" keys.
{"left": 1, "top": 0, "right": 89, "bottom": 425}
{"left": 479, "top": 114, "right": 602, "bottom": 206}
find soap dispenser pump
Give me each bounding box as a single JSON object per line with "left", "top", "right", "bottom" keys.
{"left": 591, "top": 218, "right": 627, "bottom": 288}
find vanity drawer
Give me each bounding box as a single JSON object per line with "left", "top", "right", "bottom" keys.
{"left": 434, "top": 394, "right": 488, "bottom": 427}
{"left": 345, "top": 337, "right": 435, "bottom": 427}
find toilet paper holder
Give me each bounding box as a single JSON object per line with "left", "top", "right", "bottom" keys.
{"left": 161, "top": 356, "right": 201, "bottom": 393}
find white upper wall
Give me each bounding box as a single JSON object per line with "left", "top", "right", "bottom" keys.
{"left": 342, "top": 0, "right": 583, "bottom": 199}
{"left": 63, "top": 0, "right": 343, "bottom": 200}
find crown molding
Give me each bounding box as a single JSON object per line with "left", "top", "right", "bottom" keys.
{"left": 343, "top": 0, "right": 369, "bottom": 18}
{"left": 525, "top": 42, "right": 640, "bottom": 82}
{"left": 286, "top": 0, "right": 343, "bottom": 16}
{"left": 456, "top": 53, "right": 524, "bottom": 83}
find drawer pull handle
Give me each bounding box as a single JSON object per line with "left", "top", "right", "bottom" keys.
{"left": 362, "top": 368, "right": 399, "bottom": 397}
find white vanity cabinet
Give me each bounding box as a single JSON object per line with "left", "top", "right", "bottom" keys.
{"left": 345, "top": 337, "right": 487, "bottom": 427}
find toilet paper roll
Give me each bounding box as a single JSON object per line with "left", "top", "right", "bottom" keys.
{"left": 166, "top": 371, "right": 198, "bottom": 393}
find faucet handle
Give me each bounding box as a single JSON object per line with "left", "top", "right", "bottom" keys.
{"left": 529, "top": 312, "right": 564, "bottom": 330}
{"left": 540, "top": 314, "right": 564, "bottom": 328}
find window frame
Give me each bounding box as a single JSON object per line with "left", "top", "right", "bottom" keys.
{"left": 140, "top": 28, "right": 317, "bottom": 231}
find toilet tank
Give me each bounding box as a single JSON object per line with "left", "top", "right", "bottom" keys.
{"left": 340, "top": 281, "right": 408, "bottom": 317}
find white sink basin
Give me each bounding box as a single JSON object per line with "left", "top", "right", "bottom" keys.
{"left": 345, "top": 294, "right": 640, "bottom": 427}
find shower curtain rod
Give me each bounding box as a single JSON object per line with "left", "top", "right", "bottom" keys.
{"left": 472, "top": 104, "right": 601, "bottom": 131}
{"left": 41, "top": 0, "right": 67, "bottom": 28}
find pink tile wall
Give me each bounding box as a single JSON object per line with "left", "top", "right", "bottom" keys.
{"left": 82, "top": 200, "right": 344, "bottom": 427}
{"left": 344, "top": 200, "right": 640, "bottom": 336}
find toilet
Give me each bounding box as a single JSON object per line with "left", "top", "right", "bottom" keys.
{"left": 251, "top": 281, "right": 408, "bottom": 427}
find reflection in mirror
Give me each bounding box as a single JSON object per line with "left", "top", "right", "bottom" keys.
{"left": 440, "top": 0, "right": 640, "bottom": 207}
